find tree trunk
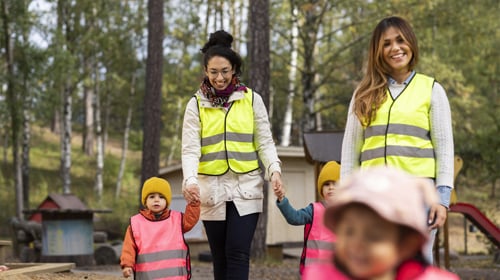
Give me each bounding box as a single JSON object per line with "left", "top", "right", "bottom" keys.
{"left": 280, "top": 6, "right": 299, "bottom": 147}
{"left": 20, "top": 0, "right": 32, "bottom": 211}
{"left": 2, "top": 0, "right": 23, "bottom": 219}
{"left": 22, "top": 80, "right": 31, "bottom": 209}
{"left": 103, "top": 92, "right": 111, "bottom": 153}
{"left": 116, "top": 74, "right": 136, "bottom": 198}
{"left": 51, "top": 109, "right": 60, "bottom": 134}
{"left": 141, "top": 0, "right": 164, "bottom": 204}
{"left": 94, "top": 64, "right": 104, "bottom": 201}
{"left": 82, "top": 56, "right": 95, "bottom": 156}
{"left": 61, "top": 83, "right": 72, "bottom": 194}
{"left": 300, "top": 2, "right": 322, "bottom": 133}
{"left": 248, "top": 0, "right": 270, "bottom": 260}
{"left": 55, "top": 0, "right": 73, "bottom": 195}
{"left": 166, "top": 98, "right": 182, "bottom": 166}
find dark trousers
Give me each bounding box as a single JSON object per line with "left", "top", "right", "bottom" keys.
{"left": 203, "top": 201, "right": 259, "bottom": 280}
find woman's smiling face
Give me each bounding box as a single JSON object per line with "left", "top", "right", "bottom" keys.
{"left": 205, "top": 56, "right": 234, "bottom": 91}
{"left": 382, "top": 26, "right": 413, "bottom": 76}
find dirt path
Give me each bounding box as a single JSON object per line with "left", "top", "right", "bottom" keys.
{"left": 2, "top": 257, "right": 499, "bottom": 280}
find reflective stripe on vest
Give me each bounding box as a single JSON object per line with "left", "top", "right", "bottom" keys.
{"left": 197, "top": 90, "right": 259, "bottom": 175}
{"left": 130, "top": 211, "right": 190, "bottom": 280}
{"left": 300, "top": 202, "right": 336, "bottom": 274}
{"left": 360, "top": 73, "right": 436, "bottom": 178}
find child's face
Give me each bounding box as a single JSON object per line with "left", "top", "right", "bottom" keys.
{"left": 322, "top": 181, "right": 336, "bottom": 199}
{"left": 334, "top": 204, "right": 402, "bottom": 279}
{"left": 145, "top": 192, "right": 167, "bottom": 213}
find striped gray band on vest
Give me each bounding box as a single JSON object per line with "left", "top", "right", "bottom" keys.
{"left": 137, "top": 249, "right": 186, "bottom": 264}
{"left": 136, "top": 267, "right": 187, "bottom": 279}
{"left": 306, "top": 240, "right": 334, "bottom": 251}
{"left": 361, "top": 146, "right": 435, "bottom": 161}
{"left": 200, "top": 150, "right": 258, "bottom": 163}
{"left": 364, "top": 124, "right": 430, "bottom": 140}
{"left": 304, "top": 241, "right": 335, "bottom": 265}
{"left": 201, "top": 132, "right": 254, "bottom": 147}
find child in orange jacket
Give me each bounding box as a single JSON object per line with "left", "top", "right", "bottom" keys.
{"left": 120, "top": 177, "right": 200, "bottom": 279}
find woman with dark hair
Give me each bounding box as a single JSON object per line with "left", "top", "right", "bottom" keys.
{"left": 181, "top": 30, "right": 283, "bottom": 280}
{"left": 340, "top": 16, "right": 454, "bottom": 264}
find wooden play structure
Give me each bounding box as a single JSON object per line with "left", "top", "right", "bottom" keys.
{"left": 435, "top": 156, "right": 500, "bottom": 268}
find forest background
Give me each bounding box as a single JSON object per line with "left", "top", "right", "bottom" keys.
{"left": 0, "top": 0, "right": 498, "bottom": 257}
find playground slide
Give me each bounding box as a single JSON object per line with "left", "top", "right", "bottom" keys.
{"left": 449, "top": 202, "right": 500, "bottom": 248}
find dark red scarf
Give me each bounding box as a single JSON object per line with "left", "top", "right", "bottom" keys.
{"left": 200, "top": 76, "right": 247, "bottom": 107}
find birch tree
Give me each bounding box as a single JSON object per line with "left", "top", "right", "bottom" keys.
{"left": 280, "top": 6, "right": 298, "bottom": 147}
{"left": 116, "top": 73, "right": 136, "bottom": 198}
{"left": 94, "top": 62, "right": 104, "bottom": 200}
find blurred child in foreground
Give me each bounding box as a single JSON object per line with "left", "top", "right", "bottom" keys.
{"left": 120, "top": 177, "right": 200, "bottom": 279}
{"left": 273, "top": 161, "right": 339, "bottom": 274}
{"left": 303, "top": 167, "right": 459, "bottom": 280}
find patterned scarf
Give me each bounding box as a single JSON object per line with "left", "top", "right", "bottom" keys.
{"left": 200, "top": 76, "right": 247, "bottom": 107}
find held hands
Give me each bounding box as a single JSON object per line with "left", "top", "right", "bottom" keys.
{"left": 183, "top": 183, "right": 200, "bottom": 205}
{"left": 428, "top": 203, "right": 448, "bottom": 230}
{"left": 122, "top": 267, "right": 133, "bottom": 278}
{"left": 271, "top": 172, "right": 285, "bottom": 202}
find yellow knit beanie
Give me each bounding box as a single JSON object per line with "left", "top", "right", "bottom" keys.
{"left": 317, "top": 161, "right": 340, "bottom": 198}
{"left": 141, "top": 177, "right": 172, "bottom": 207}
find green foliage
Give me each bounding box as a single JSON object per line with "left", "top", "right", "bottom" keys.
{"left": 0, "top": 127, "right": 141, "bottom": 237}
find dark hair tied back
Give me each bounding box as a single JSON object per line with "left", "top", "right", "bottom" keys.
{"left": 201, "top": 30, "right": 233, "bottom": 53}
{"left": 201, "top": 30, "right": 243, "bottom": 76}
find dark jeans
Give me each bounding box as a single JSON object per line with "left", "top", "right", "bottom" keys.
{"left": 203, "top": 201, "right": 259, "bottom": 280}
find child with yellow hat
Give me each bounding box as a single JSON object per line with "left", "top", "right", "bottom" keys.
{"left": 273, "top": 161, "right": 340, "bottom": 275}
{"left": 120, "top": 177, "right": 200, "bottom": 279}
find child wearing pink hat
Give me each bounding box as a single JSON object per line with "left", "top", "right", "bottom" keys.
{"left": 303, "top": 167, "right": 459, "bottom": 280}
{"left": 273, "top": 161, "right": 339, "bottom": 275}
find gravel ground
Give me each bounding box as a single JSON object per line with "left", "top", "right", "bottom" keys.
{"left": 1, "top": 256, "right": 498, "bottom": 280}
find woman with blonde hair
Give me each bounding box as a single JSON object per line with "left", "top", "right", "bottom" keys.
{"left": 340, "top": 16, "right": 454, "bottom": 264}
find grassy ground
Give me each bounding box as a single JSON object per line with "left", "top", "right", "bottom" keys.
{"left": 0, "top": 126, "right": 143, "bottom": 239}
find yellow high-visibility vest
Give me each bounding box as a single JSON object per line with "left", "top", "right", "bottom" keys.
{"left": 197, "top": 89, "right": 259, "bottom": 175}
{"left": 360, "top": 73, "right": 436, "bottom": 178}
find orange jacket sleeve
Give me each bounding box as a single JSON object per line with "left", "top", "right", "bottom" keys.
{"left": 120, "top": 225, "right": 137, "bottom": 269}
{"left": 182, "top": 201, "right": 200, "bottom": 233}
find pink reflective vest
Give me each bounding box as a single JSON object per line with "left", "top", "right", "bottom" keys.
{"left": 300, "top": 201, "right": 336, "bottom": 274}
{"left": 302, "top": 260, "right": 460, "bottom": 280}
{"left": 130, "top": 211, "right": 191, "bottom": 280}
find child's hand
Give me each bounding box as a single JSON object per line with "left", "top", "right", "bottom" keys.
{"left": 272, "top": 176, "right": 285, "bottom": 201}
{"left": 122, "top": 266, "right": 133, "bottom": 278}
{"left": 183, "top": 184, "right": 200, "bottom": 204}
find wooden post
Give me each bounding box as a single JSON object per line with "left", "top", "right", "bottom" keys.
{"left": 444, "top": 218, "right": 450, "bottom": 269}
{"left": 434, "top": 229, "right": 440, "bottom": 267}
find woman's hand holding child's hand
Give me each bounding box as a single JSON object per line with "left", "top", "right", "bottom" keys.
{"left": 271, "top": 172, "right": 285, "bottom": 202}
{"left": 183, "top": 184, "right": 200, "bottom": 204}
